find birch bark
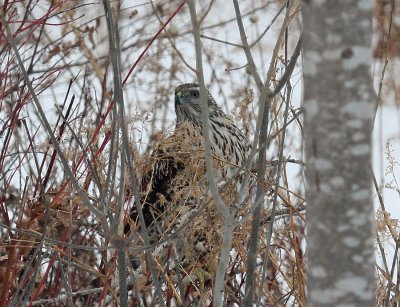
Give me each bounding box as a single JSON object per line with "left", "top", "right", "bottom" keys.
{"left": 303, "top": 1, "right": 377, "bottom": 306}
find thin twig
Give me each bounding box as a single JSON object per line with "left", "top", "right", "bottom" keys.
{"left": 31, "top": 288, "right": 104, "bottom": 306}
{"left": 200, "top": 34, "right": 243, "bottom": 48}
{"left": 150, "top": 0, "right": 197, "bottom": 73}
{"left": 242, "top": 1, "right": 295, "bottom": 305}
{"left": 232, "top": 0, "right": 263, "bottom": 90}
{"left": 225, "top": 63, "right": 248, "bottom": 72}
{"left": 8, "top": 122, "right": 48, "bottom": 307}
{"left": 0, "top": 8, "right": 108, "bottom": 232}
{"left": 258, "top": 17, "right": 293, "bottom": 306}
{"left": 250, "top": 3, "right": 286, "bottom": 48}
{"left": 268, "top": 35, "right": 302, "bottom": 98}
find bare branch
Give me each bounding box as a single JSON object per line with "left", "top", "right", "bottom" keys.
{"left": 232, "top": 0, "right": 263, "bottom": 90}
{"left": 31, "top": 288, "right": 104, "bottom": 306}
{"left": 188, "top": 2, "right": 234, "bottom": 305}
{"left": 243, "top": 1, "right": 295, "bottom": 304}
{"left": 0, "top": 6, "right": 108, "bottom": 232}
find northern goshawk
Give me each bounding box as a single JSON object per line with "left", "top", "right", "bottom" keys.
{"left": 126, "top": 83, "right": 251, "bottom": 237}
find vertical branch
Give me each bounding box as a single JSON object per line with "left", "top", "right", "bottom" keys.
{"left": 101, "top": 2, "right": 127, "bottom": 305}
{"left": 187, "top": 1, "right": 233, "bottom": 305}
{"left": 102, "top": 1, "right": 166, "bottom": 306}
{"left": 232, "top": 0, "right": 263, "bottom": 91}
{"left": 0, "top": 4, "right": 108, "bottom": 232}
{"left": 241, "top": 2, "right": 294, "bottom": 305}
{"left": 187, "top": 1, "right": 229, "bottom": 219}
{"left": 257, "top": 20, "right": 293, "bottom": 306}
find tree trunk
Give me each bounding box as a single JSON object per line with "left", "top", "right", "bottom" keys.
{"left": 303, "top": 1, "right": 377, "bottom": 306}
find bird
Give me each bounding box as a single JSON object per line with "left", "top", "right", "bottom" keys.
{"left": 125, "top": 83, "right": 251, "bottom": 241}
{"left": 174, "top": 83, "right": 250, "bottom": 179}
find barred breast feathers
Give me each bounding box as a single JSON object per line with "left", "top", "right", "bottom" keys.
{"left": 176, "top": 103, "right": 250, "bottom": 179}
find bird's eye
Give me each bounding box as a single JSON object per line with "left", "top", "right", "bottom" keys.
{"left": 191, "top": 90, "right": 200, "bottom": 98}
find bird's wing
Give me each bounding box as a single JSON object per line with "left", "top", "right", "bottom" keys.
{"left": 126, "top": 122, "right": 204, "bottom": 236}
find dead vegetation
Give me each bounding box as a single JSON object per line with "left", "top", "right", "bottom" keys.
{"left": 0, "top": 0, "right": 398, "bottom": 306}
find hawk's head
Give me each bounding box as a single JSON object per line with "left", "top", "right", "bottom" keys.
{"left": 173, "top": 83, "right": 250, "bottom": 177}
{"left": 174, "top": 83, "right": 219, "bottom": 125}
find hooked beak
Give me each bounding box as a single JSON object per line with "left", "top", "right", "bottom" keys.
{"left": 175, "top": 92, "right": 181, "bottom": 105}
{"left": 175, "top": 91, "right": 190, "bottom": 105}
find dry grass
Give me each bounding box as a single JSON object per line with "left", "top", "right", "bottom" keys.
{"left": 0, "top": 0, "right": 398, "bottom": 306}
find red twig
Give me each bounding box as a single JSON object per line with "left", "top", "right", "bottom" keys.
{"left": 53, "top": 0, "right": 187, "bottom": 205}
{"left": 13, "top": 3, "right": 62, "bottom": 37}
{"left": 122, "top": 0, "right": 187, "bottom": 85}
{"left": 41, "top": 95, "right": 75, "bottom": 191}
